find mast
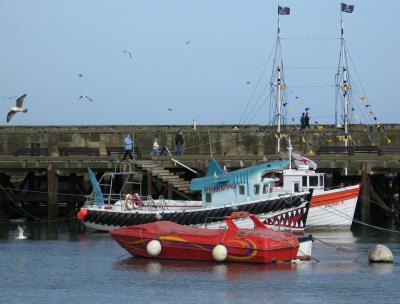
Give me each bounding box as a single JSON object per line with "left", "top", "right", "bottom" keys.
{"left": 272, "top": 7, "right": 288, "bottom": 153}
{"left": 337, "top": 3, "right": 354, "bottom": 175}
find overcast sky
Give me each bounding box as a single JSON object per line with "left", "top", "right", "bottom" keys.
{"left": 1, "top": 0, "right": 398, "bottom": 126}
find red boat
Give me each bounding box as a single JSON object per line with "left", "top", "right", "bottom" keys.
{"left": 111, "top": 212, "right": 300, "bottom": 264}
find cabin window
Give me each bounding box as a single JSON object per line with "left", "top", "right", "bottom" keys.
{"left": 309, "top": 176, "right": 318, "bottom": 187}
{"left": 239, "top": 185, "right": 245, "bottom": 195}
{"left": 263, "top": 184, "right": 269, "bottom": 194}
{"left": 254, "top": 184, "right": 260, "bottom": 195}
{"left": 319, "top": 175, "right": 324, "bottom": 186}
{"left": 302, "top": 176, "right": 307, "bottom": 187}
{"left": 205, "top": 193, "right": 212, "bottom": 203}
{"left": 294, "top": 183, "right": 300, "bottom": 192}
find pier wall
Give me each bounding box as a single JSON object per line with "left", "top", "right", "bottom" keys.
{"left": 0, "top": 124, "right": 399, "bottom": 173}
{"left": 0, "top": 124, "right": 399, "bottom": 225}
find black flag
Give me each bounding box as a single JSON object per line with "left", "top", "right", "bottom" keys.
{"left": 341, "top": 3, "right": 354, "bottom": 13}
{"left": 278, "top": 6, "right": 290, "bottom": 15}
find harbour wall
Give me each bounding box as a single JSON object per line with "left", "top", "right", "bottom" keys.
{"left": 0, "top": 124, "right": 399, "bottom": 226}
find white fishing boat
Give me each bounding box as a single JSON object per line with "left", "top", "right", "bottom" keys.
{"left": 266, "top": 148, "right": 360, "bottom": 229}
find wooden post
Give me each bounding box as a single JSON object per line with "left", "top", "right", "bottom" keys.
{"left": 47, "top": 163, "right": 58, "bottom": 220}
{"left": 167, "top": 183, "right": 173, "bottom": 199}
{"left": 146, "top": 171, "right": 152, "bottom": 196}
{"left": 360, "top": 162, "right": 370, "bottom": 223}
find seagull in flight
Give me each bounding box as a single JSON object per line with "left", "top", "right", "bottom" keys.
{"left": 123, "top": 50, "right": 132, "bottom": 59}
{"left": 79, "top": 95, "right": 93, "bottom": 102}
{"left": 16, "top": 225, "right": 27, "bottom": 240}
{"left": 7, "top": 94, "right": 28, "bottom": 123}
{"left": 168, "top": 108, "right": 173, "bottom": 111}
{"left": 185, "top": 40, "right": 191, "bottom": 45}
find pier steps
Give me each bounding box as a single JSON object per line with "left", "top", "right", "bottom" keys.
{"left": 134, "top": 160, "right": 191, "bottom": 193}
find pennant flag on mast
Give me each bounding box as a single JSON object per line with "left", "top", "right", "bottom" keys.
{"left": 341, "top": 3, "right": 354, "bottom": 13}
{"left": 278, "top": 6, "right": 290, "bottom": 15}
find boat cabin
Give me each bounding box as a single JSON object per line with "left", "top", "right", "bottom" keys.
{"left": 190, "top": 159, "right": 290, "bottom": 207}
{"left": 265, "top": 164, "right": 325, "bottom": 194}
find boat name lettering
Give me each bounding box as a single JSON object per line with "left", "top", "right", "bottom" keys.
{"left": 204, "top": 183, "right": 238, "bottom": 193}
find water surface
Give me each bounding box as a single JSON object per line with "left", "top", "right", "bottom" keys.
{"left": 0, "top": 222, "right": 399, "bottom": 304}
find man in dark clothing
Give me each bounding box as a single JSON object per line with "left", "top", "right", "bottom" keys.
{"left": 175, "top": 130, "right": 184, "bottom": 156}
{"left": 304, "top": 112, "right": 311, "bottom": 129}
{"left": 300, "top": 113, "right": 305, "bottom": 129}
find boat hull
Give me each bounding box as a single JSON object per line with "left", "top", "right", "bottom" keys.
{"left": 111, "top": 217, "right": 300, "bottom": 264}
{"left": 112, "top": 235, "right": 299, "bottom": 263}
{"left": 307, "top": 184, "right": 360, "bottom": 228}
{"left": 82, "top": 192, "right": 311, "bottom": 232}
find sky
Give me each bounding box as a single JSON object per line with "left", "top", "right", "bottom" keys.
{"left": 0, "top": 0, "right": 399, "bottom": 126}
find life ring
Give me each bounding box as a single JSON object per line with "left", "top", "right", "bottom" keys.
{"left": 125, "top": 193, "right": 142, "bottom": 209}
{"left": 131, "top": 193, "right": 142, "bottom": 208}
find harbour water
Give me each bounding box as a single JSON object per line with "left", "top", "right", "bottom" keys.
{"left": 1, "top": 221, "right": 399, "bottom": 304}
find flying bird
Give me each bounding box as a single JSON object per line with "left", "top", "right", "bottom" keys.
{"left": 185, "top": 40, "right": 191, "bottom": 45}
{"left": 123, "top": 50, "right": 132, "bottom": 59}
{"left": 16, "top": 225, "right": 27, "bottom": 240}
{"left": 246, "top": 81, "right": 251, "bottom": 84}
{"left": 78, "top": 74, "right": 84, "bottom": 77}
{"left": 168, "top": 108, "right": 173, "bottom": 111}
{"left": 79, "top": 95, "right": 93, "bottom": 102}
{"left": 7, "top": 94, "right": 28, "bottom": 123}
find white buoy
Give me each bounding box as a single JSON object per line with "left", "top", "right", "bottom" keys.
{"left": 146, "top": 240, "right": 162, "bottom": 257}
{"left": 368, "top": 244, "right": 394, "bottom": 263}
{"left": 212, "top": 244, "right": 227, "bottom": 262}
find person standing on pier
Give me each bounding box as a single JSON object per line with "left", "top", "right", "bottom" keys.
{"left": 122, "top": 134, "right": 134, "bottom": 161}
{"left": 175, "top": 130, "right": 184, "bottom": 156}
{"left": 305, "top": 112, "right": 311, "bottom": 129}
{"left": 152, "top": 138, "right": 160, "bottom": 156}
{"left": 300, "top": 113, "right": 306, "bottom": 129}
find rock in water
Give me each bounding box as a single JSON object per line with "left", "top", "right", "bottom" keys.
{"left": 368, "top": 244, "right": 394, "bottom": 263}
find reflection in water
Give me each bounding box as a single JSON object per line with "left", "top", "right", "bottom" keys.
{"left": 369, "top": 263, "right": 394, "bottom": 274}
{"left": 116, "top": 257, "right": 301, "bottom": 279}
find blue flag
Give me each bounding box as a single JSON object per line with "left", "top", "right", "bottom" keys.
{"left": 341, "top": 3, "right": 354, "bottom": 13}
{"left": 278, "top": 6, "right": 290, "bottom": 15}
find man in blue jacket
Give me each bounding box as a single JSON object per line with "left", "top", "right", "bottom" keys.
{"left": 122, "top": 134, "right": 134, "bottom": 161}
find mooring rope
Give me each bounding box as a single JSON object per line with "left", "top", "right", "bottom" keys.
{"left": 314, "top": 204, "right": 400, "bottom": 234}
{"left": 0, "top": 185, "right": 86, "bottom": 198}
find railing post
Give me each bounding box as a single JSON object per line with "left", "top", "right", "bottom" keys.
{"left": 47, "top": 163, "right": 58, "bottom": 220}
{"left": 360, "top": 162, "right": 370, "bottom": 223}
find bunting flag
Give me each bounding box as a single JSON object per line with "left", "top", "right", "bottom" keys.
{"left": 341, "top": 3, "right": 354, "bottom": 13}
{"left": 278, "top": 6, "right": 290, "bottom": 15}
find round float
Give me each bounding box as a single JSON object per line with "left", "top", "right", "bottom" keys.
{"left": 146, "top": 240, "right": 162, "bottom": 256}
{"left": 212, "top": 244, "right": 227, "bottom": 262}
{"left": 368, "top": 244, "right": 393, "bottom": 263}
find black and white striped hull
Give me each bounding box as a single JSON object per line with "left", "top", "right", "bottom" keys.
{"left": 83, "top": 192, "right": 311, "bottom": 232}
